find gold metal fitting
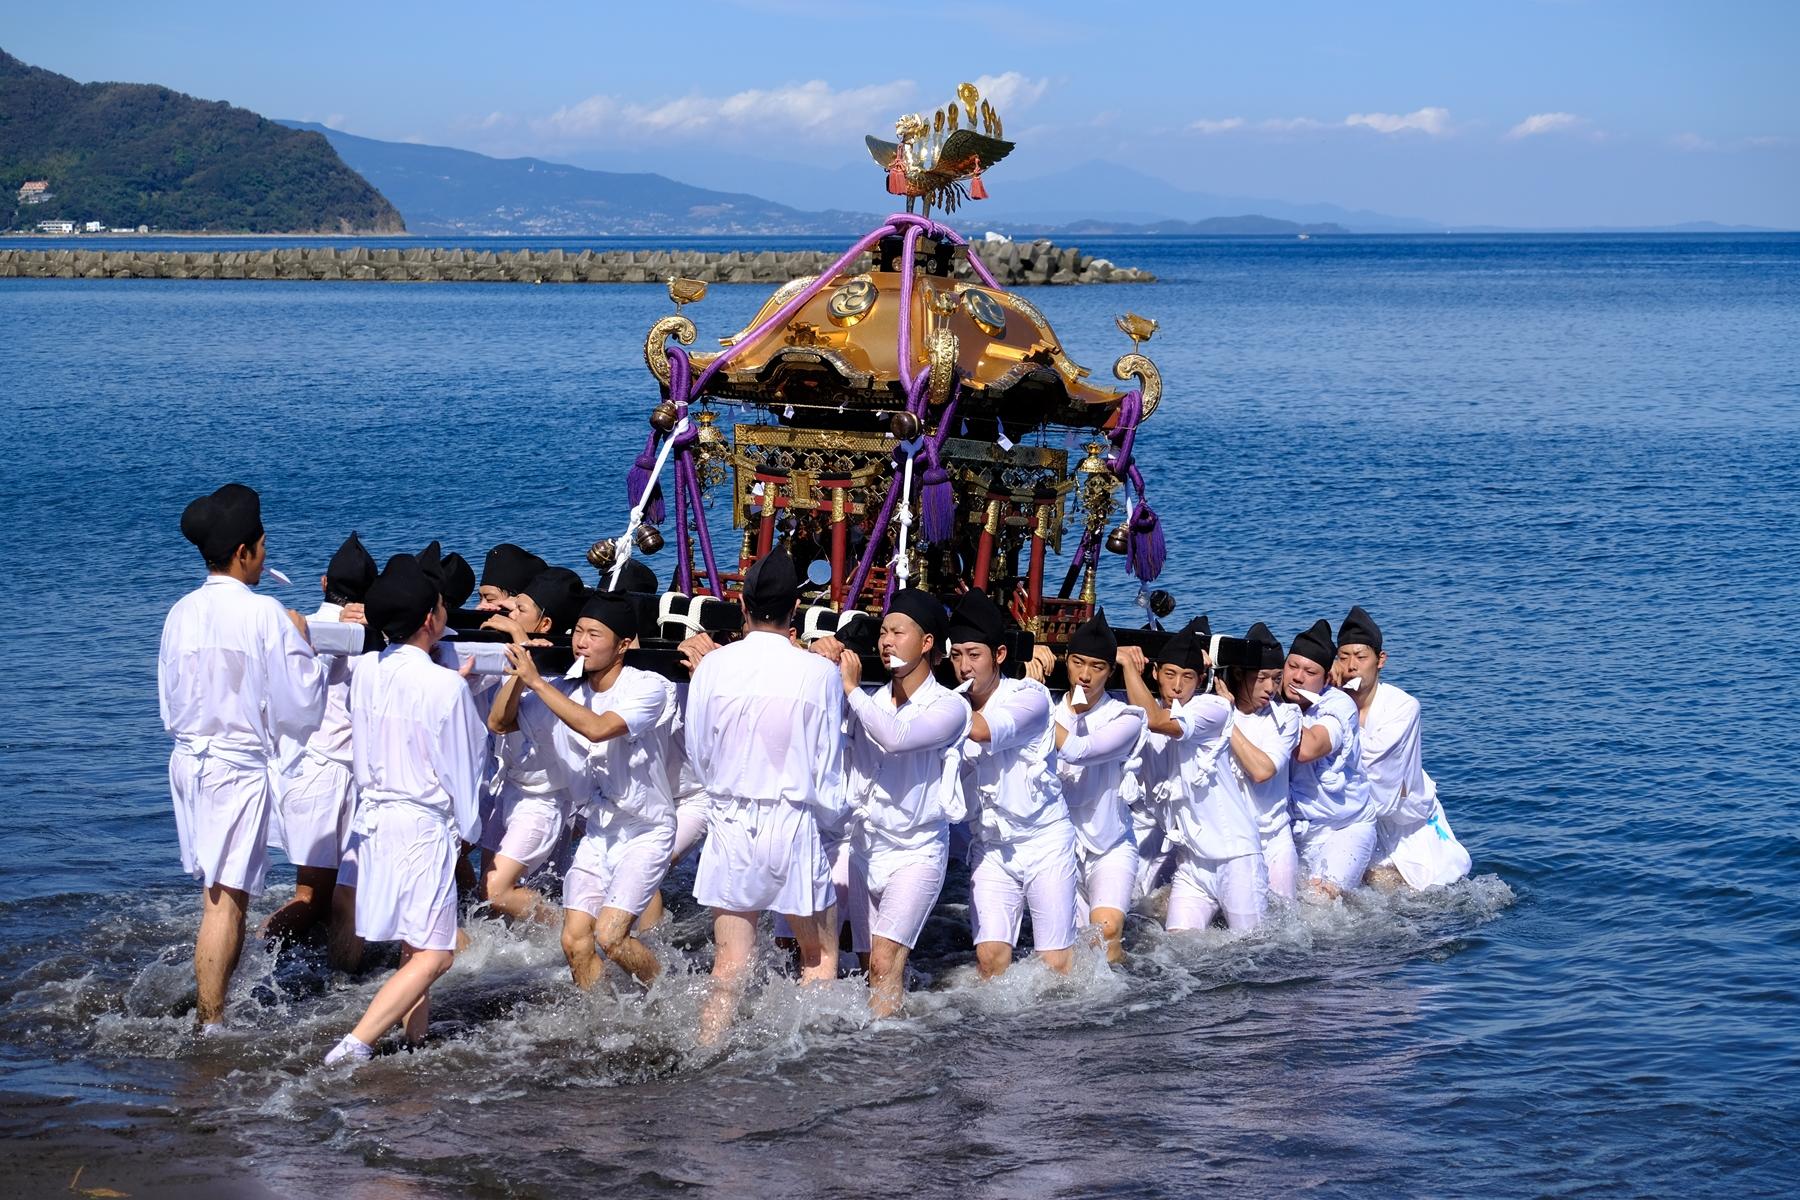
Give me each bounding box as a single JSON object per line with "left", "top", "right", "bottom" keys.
{"left": 1116, "top": 312, "right": 1158, "bottom": 348}
{"left": 667, "top": 276, "right": 707, "bottom": 310}
{"left": 633, "top": 524, "right": 665, "bottom": 555}
{"left": 587, "top": 539, "right": 617, "bottom": 571}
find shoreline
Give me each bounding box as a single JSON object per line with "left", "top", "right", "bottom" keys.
{"left": 0, "top": 243, "right": 1156, "bottom": 285}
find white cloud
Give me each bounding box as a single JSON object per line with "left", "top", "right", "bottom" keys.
{"left": 1190, "top": 115, "right": 1327, "bottom": 135}
{"left": 537, "top": 78, "right": 918, "bottom": 142}
{"left": 1344, "top": 106, "right": 1452, "bottom": 135}
{"left": 1263, "top": 116, "right": 1330, "bottom": 132}
{"left": 1670, "top": 132, "right": 1716, "bottom": 152}
{"left": 1190, "top": 108, "right": 1448, "bottom": 137}
{"left": 324, "top": 113, "right": 347, "bottom": 130}
{"left": 969, "top": 72, "right": 1050, "bottom": 113}
{"left": 1506, "top": 112, "right": 1584, "bottom": 139}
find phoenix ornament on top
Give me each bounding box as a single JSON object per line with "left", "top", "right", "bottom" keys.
{"left": 866, "top": 81, "right": 1014, "bottom": 217}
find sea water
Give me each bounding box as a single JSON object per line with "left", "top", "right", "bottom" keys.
{"left": 0, "top": 234, "right": 1795, "bottom": 1196}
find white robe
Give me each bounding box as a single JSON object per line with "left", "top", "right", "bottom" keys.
{"left": 1053, "top": 693, "right": 1148, "bottom": 857}
{"left": 347, "top": 643, "right": 485, "bottom": 950}
{"left": 1156, "top": 694, "right": 1262, "bottom": 864}
{"left": 1229, "top": 702, "right": 1302, "bottom": 841}
{"left": 958, "top": 677, "right": 1074, "bottom": 855}
{"left": 269, "top": 600, "right": 358, "bottom": 869}
{"left": 158, "top": 575, "right": 326, "bottom": 895}
{"left": 846, "top": 674, "right": 971, "bottom": 855}
{"left": 1360, "top": 681, "right": 1471, "bottom": 889}
{"left": 685, "top": 631, "right": 846, "bottom": 914}
{"left": 561, "top": 665, "right": 679, "bottom": 838}
{"left": 1288, "top": 687, "right": 1374, "bottom": 832}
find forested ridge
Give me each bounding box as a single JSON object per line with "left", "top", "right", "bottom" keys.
{"left": 0, "top": 49, "right": 403, "bottom": 233}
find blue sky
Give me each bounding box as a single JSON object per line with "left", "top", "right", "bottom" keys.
{"left": 7, "top": 0, "right": 1797, "bottom": 227}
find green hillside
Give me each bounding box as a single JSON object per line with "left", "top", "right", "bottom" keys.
{"left": 0, "top": 49, "right": 403, "bottom": 233}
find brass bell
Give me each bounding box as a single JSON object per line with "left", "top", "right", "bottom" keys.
{"left": 1105, "top": 524, "right": 1131, "bottom": 555}
{"left": 649, "top": 400, "right": 679, "bottom": 433}
{"left": 586, "top": 539, "right": 617, "bottom": 571}
{"left": 634, "top": 524, "right": 665, "bottom": 555}
{"left": 890, "top": 410, "right": 922, "bottom": 441}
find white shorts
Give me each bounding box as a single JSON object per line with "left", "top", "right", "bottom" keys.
{"left": 352, "top": 805, "right": 459, "bottom": 951}
{"left": 563, "top": 820, "right": 676, "bottom": 919}
{"left": 1076, "top": 837, "right": 1140, "bottom": 923}
{"left": 694, "top": 800, "right": 835, "bottom": 917}
{"left": 672, "top": 800, "right": 710, "bottom": 864}
{"left": 849, "top": 840, "right": 948, "bottom": 953}
{"left": 1260, "top": 824, "right": 1299, "bottom": 901}
{"left": 1132, "top": 815, "right": 1176, "bottom": 901}
{"left": 337, "top": 830, "right": 362, "bottom": 890}
{"left": 1297, "top": 820, "right": 1378, "bottom": 892}
{"left": 968, "top": 824, "right": 1079, "bottom": 952}
{"left": 482, "top": 795, "right": 567, "bottom": 875}
{"left": 1167, "top": 850, "right": 1267, "bottom": 932}
{"left": 169, "top": 750, "right": 273, "bottom": 897}
{"left": 272, "top": 755, "right": 355, "bottom": 871}
{"left": 772, "top": 834, "right": 852, "bottom": 941}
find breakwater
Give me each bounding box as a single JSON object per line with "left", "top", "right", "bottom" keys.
{"left": 0, "top": 241, "right": 1153, "bottom": 285}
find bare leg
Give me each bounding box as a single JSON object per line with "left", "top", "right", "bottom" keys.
{"left": 454, "top": 841, "right": 476, "bottom": 896}
{"left": 975, "top": 941, "right": 1014, "bottom": 980}
{"left": 699, "top": 909, "right": 757, "bottom": 1046}
{"left": 349, "top": 945, "right": 454, "bottom": 1046}
{"left": 635, "top": 892, "right": 665, "bottom": 933}
{"left": 1363, "top": 864, "right": 1406, "bottom": 892}
{"left": 1038, "top": 947, "right": 1074, "bottom": 975}
{"left": 1091, "top": 907, "right": 1126, "bottom": 964}
{"left": 479, "top": 854, "right": 553, "bottom": 924}
{"left": 596, "top": 906, "right": 661, "bottom": 986}
{"left": 561, "top": 910, "right": 602, "bottom": 990}
{"left": 261, "top": 865, "right": 338, "bottom": 942}
{"left": 783, "top": 904, "right": 838, "bottom": 985}
{"left": 195, "top": 884, "right": 249, "bottom": 1025}
{"left": 328, "top": 884, "right": 364, "bottom": 973}
{"left": 867, "top": 935, "right": 910, "bottom": 1018}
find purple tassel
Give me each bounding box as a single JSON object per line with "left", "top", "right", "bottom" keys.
{"left": 1127, "top": 502, "right": 1165, "bottom": 582}
{"left": 920, "top": 463, "right": 956, "bottom": 544}
{"left": 626, "top": 439, "right": 665, "bottom": 525}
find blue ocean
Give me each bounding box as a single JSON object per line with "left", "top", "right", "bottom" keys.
{"left": 1, "top": 233, "right": 1795, "bottom": 1197}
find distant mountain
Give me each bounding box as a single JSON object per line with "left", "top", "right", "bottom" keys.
{"left": 0, "top": 49, "right": 401, "bottom": 234}
{"left": 282, "top": 122, "right": 887, "bottom": 237}
{"left": 1017, "top": 215, "right": 1348, "bottom": 237}
{"left": 979, "top": 162, "right": 1443, "bottom": 234}
{"left": 1444, "top": 220, "right": 1782, "bottom": 234}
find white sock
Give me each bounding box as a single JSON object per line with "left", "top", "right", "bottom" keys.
{"left": 324, "top": 1033, "right": 373, "bottom": 1066}
{"left": 198, "top": 1022, "right": 227, "bottom": 1039}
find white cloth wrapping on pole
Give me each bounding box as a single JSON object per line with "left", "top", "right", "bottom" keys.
{"left": 609, "top": 416, "right": 688, "bottom": 591}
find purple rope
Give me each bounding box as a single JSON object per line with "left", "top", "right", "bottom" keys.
{"left": 687, "top": 220, "right": 902, "bottom": 398}
{"left": 667, "top": 347, "right": 724, "bottom": 596}
{"left": 896, "top": 223, "right": 923, "bottom": 390}
{"left": 682, "top": 450, "right": 723, "bottom": 596}
{"left": 672, "top": 449, "right": 692, "bottom": 594}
